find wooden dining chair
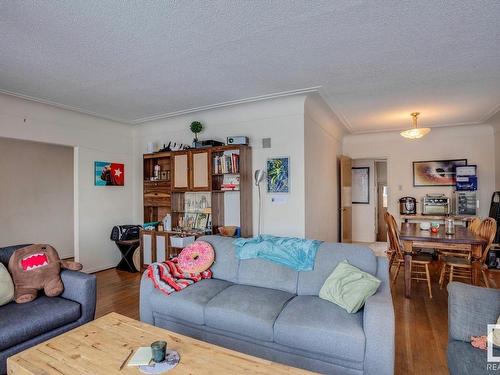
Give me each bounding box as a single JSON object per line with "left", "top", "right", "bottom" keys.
{"left": 384, "top": 212, "right": 433, "bottom": 298}
{"left": 439, "top": 218, "right": 496, "bottom": 288}
{"left": 384, "top": 213, "right": 398, "bottom": 270}
{"left": 481, "top": 228, "right": 499, "bottom": 288}
{"left": 438, "top": 217, "right": 481, "bottom": 262}
{"left": 469, "top": 217, "right": 481, "bottom": 234}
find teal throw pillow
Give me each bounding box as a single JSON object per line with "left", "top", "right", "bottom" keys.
{"left": 319, "top": 260, "right": 381, "bottom": 313}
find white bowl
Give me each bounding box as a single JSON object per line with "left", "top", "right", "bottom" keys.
{"left": 420, "top": 222, "right": 431, "bottom": 230}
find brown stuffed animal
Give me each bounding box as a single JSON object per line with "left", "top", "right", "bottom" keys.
{"left": 8, "top": 244, "right": 82, "bottom": 303}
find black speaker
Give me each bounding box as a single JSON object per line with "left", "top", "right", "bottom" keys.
{"left": 488, "top": 192, "right": 500, "bottom": 243}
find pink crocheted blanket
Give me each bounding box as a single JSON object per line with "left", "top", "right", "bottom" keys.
{"left": 147, "top": 258, "right": 212, "bottom": 296}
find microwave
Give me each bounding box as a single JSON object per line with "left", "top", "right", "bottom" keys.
{"left": 422, "top": 194, "right": 451, "bottom": 216}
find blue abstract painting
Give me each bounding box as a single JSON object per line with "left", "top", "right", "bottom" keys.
{"left": 267, "top": 157, "right": 289, "bottom": 193}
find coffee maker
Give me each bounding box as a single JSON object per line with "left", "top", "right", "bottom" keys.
{"left": 400, "top": 197, "right": 416, "bottom": 215}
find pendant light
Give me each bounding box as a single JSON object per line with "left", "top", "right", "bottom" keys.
{"left": 400, "top": 112, "right": 430, "bottom": 139}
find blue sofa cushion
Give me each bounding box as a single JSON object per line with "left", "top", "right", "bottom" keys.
{"left": 297, "top": 243, "right": 377, "bottom": 295}
{"left": 0, "top": 244, "right": 31, "bottom": 267}
{"left": 238, "top": 258, "right": 298, "bottom": 294}
{"left": 274, "top": 295, "right": 366, "bottom": 363}
{"left": 205, "top": 285, "right": 294, "bottom": 342}
{"left": 0, "top": 296, "right": 81, "bottom": 351}
{"left": 448, "top": 282, "right": 500, "bottom": 342}
{"left": 150, "top": 279, "right": 232, "bottom": 325}
{"left": 198, "top": 236, "right": 240, "bottom": 283}
{"left": 448, "top": 340, "right": 500, "bottom": 375}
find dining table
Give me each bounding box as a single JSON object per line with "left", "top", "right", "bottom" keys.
{"left": 399, "top": 222, "right": 486, "bottom": 298}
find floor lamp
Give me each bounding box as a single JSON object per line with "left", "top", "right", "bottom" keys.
{"left": 254, "top": 169, "right": 265, "bottom": 235}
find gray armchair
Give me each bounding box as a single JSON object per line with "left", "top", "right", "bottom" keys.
{"left": 0, "top": 245, "right": 97, "bottom": 375}
{"left": 447, "top": 282, "right": 500, "bottom": 375}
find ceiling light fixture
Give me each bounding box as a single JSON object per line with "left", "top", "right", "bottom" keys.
{"left": 400, "top": 112, "right": 430, "bottom": 139}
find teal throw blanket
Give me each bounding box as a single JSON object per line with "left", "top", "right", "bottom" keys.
{"left": 233, "top": 235, "right": 322, "bottom": 271}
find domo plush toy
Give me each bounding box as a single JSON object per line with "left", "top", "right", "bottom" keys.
{"left": 8, "top": 244, "right": 82, "bottom": 303}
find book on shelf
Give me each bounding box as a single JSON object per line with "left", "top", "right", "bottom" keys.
{"left": 220, "top": 185, "right": 240, "bottom": 191}
{"left": 213, "top": 151, "right": 240, "bottom": 174}
{"left": 220, "top": 175, "right": 240, "bottom": 191}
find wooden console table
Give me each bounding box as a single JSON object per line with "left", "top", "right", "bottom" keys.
{"left": 139, "top": 229, "right": 206, "bottom": 269}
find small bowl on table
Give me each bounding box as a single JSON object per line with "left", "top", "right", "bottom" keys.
{"left": 419, "top": 222, "right": 431, "bottom": 231}
{"left": 218, "top": 226, "right": 237, "bottom": 237}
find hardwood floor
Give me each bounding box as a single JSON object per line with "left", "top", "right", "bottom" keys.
{"left": 94, "top": 267, "right": 140, "bottom": 320}
{"left": 392, "top": 262, "right": 449, "bottom": 375}
{"left": 94, "top": 263, "right": 499, "bottom": 375}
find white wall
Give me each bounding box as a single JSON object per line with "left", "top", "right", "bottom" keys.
{"left": 0, "top": 137, "right": 74, "bottom": 258}
{"left": 496, "top": 129, "right": 500, "bottom": 191}
{"left": 0, "top": 93, "right": 134, "bottom": 272}
{"left": 343, "top": 124, "right": 495, "bottom": 221}
{"left": 351, "top": 159, "right": 377, "bottom": 242}
{"left": 133, "top": 95, "right": 307, "bottom": 237}
{"left": 304, "top": 94, "right": 345, "bottom": 242}
{"left": 489, "top": 111, "right": 500, "bottom": 190}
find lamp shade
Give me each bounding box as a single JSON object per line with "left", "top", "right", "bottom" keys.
{"left": 400, "top": 112, "right": 430, "bottom": 139}
{"left": 400, "top": 127, "right": 431, "bottom": 139}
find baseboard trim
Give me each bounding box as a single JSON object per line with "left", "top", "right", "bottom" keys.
{"left": 84, "top": 264, "right": 119, "bottom": 274}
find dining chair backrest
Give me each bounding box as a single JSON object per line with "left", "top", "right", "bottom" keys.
{"left": 478, "top": 218, "right": 497, "bottom": 263}
{"left": 385, "top": 212, "right": 403, "bottom": 259}
{"left": 469, "top": 217, "right": 481, "bottom": 235}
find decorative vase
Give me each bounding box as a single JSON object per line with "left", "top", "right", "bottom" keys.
{"left": 192, "top": 133, "right": 199, "bottom": 148}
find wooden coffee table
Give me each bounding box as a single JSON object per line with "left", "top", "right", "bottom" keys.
{"left": 7, "top": 312, "right": 313, "bottom": 374}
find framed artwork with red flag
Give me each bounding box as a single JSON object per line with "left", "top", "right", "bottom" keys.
{"left": 94, "top": 161, "right": 125, "bottom": 186}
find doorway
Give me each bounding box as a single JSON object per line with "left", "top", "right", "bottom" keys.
{"left": 349, "top": 158, "right": 388, "bottom": 244}
{"left": 0, "top": 137, "right": 75, "bottom": 259}
{"left": 375, "top": 160, "right": 388, "bottom": 242}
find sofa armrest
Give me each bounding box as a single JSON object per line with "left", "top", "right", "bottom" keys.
{"left": 60, "top": 269, "right": 97, "bottom": 323}
{"left": 363, "top": 256, "right": 395, "bottom": 375}
{"left": 140, "top": 270, "right": 155, "bottom": 324}
{"left": 447, "top": 282, "right": 500, "bottom": 342}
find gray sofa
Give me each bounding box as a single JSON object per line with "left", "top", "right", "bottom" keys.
{"left": 140, "top": 235, "right": 395, "bottom": 374}
{"left": 447, "top": 282, "right": 500, "bottom": 375}
{"left": 0, "top": 245, "right": 97, "bottom": 375}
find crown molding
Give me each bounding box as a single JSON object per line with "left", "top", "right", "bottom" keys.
{"left": 349, "top": 120, "right": 487, "bottom": 135}
{"left": 482, "top": 103, "right": 500, "bottom": 123}
{"left": 2, "top": 86, "right": 498, "bottom": 134}
{"left": 130, "top": 87, "right": 322, "bottom": 124}
{"left": 315, "top": 88, "right": 354, "bottom": 133}
{"left": 0, "top": 89, "right": 132, "bottom": 125}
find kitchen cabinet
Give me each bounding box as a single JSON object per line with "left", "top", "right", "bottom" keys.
{"left": 172, "top": 152, "right": 189, "bottom": 191}
{"left": 172, "top": 149, "right": 211, "bottom": 191}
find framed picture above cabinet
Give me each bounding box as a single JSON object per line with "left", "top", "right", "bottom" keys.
{"left": 413, "top": 159, "right": 467, "bottom": 187}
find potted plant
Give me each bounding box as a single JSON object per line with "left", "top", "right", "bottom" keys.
{"left": 190, "top": 121, "right": 203, "bottom": 147}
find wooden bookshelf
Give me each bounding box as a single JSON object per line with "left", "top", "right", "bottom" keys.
{"left": 210, "top": 145, "right": 252, "bottom": 237}
{"left": 143, "top": 152, "right": 172, "bottom": 223}
{"left": 143, "top": 145, "right": 252, "bottom": 238}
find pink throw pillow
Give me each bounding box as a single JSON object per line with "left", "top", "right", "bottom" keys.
{"left": 178, "top": 241, "right": 215, "bottom": 273}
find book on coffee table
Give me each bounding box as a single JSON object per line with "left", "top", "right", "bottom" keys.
{"left": 127, "top": 347, "right": 152, "bottom": 366}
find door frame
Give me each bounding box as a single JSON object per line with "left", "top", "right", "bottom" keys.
{"left": 348, "top": 156, "right": 389, "bottom": 243}
{"left": 339, "top": 155, "right": 352, "bottom": 243}
{"left": 375, "top": 160, "right": 388, "bottom": 242}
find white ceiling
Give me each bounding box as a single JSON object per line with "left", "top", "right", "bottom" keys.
{"left": 1, "top": 1, "right": 499, "bottom": 132}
